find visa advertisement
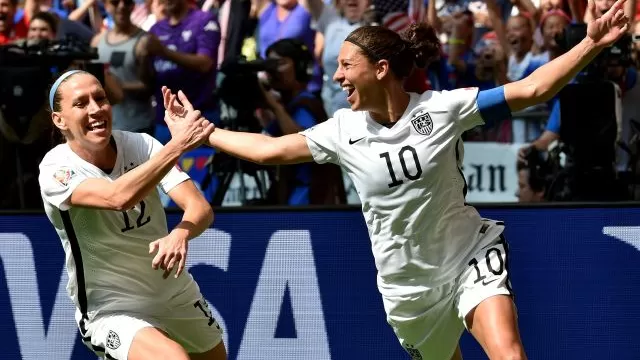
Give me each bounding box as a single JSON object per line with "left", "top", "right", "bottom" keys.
{"left": 0, "top": 207, "right": 639, "bottom": 359}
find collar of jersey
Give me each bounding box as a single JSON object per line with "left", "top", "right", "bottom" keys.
{"left": 364, "top": 92, "right": 420, "bottom": 135}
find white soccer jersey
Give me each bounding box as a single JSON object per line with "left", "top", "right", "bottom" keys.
{"left": 38, "top": 130, "right": 197, "bottom": 319}
{"left": 302, "top": 88, "right": 494, "bottom": 296}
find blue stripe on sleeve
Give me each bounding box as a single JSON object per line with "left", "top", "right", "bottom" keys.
{"left": 477, "top": 86, "right": 512, "bottom": 124}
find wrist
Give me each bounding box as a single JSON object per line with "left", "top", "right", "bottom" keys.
{"left": 163, "top": 140, "right": 186, "bottom": 158}
{"left": 170, "top": 227, "right": 190, "bottom": 242}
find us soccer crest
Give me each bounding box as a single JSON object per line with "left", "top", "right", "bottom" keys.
{"left": 106, "top": 330, "right": 121, "bottom": 349}
{"left": 410, "top": 110, "right": 433, "bottom": 136}
{"left": 53, "top": 167, "right": 75, "bottom": 186}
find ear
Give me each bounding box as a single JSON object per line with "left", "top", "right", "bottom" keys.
{"left": 375, "top": 59, "right": 390, "bottom": 80}
{"left": 51, "top": 112, "right": 68, "bottom": 131}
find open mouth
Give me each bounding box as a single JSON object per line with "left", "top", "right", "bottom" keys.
{"left": 86, "top": 120, "right": 107, "bottom": 132}
{"left": 343, "top": 86, "right": 356, "bottom": 101}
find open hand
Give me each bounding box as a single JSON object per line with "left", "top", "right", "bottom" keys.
{"left": 162, "top": 86, "right": 214, "bottom": 151}
{"left": 586, "top": 0, "right": 629, "bottom": 47}
{"left": 149, "top": 232, "right": 188, "bottom": 279}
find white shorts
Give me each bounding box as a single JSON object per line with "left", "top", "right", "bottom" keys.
{"left": 382, "top": 231, "right": 514, "bottom": 360}
{"left": 78, "top": 295, "right": 223, "bottom": 360}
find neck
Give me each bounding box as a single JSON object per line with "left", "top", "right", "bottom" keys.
{"left": 114, "top": 21, "right": 135, "bottom": 34}
{"left": 169, "top": 5, "right": 189, "bottom": 25}
{"left": 277, "top": 4, "right": 294, "bottom": 19}
{"left": 369, "top": 84, "right": 410, "bottom": 124}
{"left": 68, "top": 138, "right": 117, "bottom": 171}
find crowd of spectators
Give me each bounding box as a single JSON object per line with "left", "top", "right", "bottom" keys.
{"left": 1, "top": 0, "right": 640, "bottom": 209}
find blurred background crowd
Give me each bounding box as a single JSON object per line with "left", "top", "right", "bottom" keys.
{"left": 1, "top": 0, "right": 640, "bottom": 210}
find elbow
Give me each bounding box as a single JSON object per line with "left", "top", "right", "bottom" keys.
{"left": 255, "top": 143, "right": 284, "bottom": 165}
{"left": 110, "top": 197, "right": 137, "bottom": 212}
{"left": 204, "top": 205, "right": 214, "bottom": 228}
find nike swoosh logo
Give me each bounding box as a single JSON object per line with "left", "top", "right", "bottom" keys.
{"left": 349, "top": 137, "right": 365, "bottom": 145}
{"left": 482, "top": 278, "right": 498, "bottom": 286}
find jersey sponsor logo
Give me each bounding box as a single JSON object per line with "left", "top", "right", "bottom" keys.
{"left": 410, "top": 110, "right": 433, "bottom": 136}
{"left": 182, "top": 30, "right": 192, "bottom": 42}
{"left": 204, "top": 21, "right": 219, "bottom": 32}
{"left": 106, "top": 330, "right": 121, "bottom": 350}
{"left": 53, "top": 167, "right": 75, "bottom": 186}
{"left": 348, "top": 136, "right": 365, "bottom": 145}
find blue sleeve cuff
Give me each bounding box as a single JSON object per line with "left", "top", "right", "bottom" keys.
{"left": 477, "top": 86, "right": 512, "bottom": 125}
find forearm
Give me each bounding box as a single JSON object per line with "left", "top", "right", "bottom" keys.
{"left": 111, "top": 142, "right": 183, "bottom": 209}
{"left": 171, "top": 205, "right": 213, "bottom": 241}
{"left": 208, "top": 128, "right": 279, "bottom": 164}
{"left": 163, "top": 49, "right": 213, "bottom": 73}
{"left": 525, "top": 38, "right": 602, "bottom": 103}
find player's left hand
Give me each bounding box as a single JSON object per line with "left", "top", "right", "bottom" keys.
{"left": 149, "top": 233, "right": 188, "bottom": 279}
{"left": 586, "top": 0, "right": 629, "bottom": 47}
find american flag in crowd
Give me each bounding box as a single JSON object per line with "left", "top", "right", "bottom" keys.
{"left": 376, "top": 0, "right": 425, "bottom": 33}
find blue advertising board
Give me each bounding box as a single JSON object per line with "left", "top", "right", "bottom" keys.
{"left": 0, "top": 207, "right": 639, "bottom": 359}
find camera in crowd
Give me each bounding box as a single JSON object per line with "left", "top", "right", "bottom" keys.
{"left": 0, "top": 36, "right": 101, "bottom": 139}
{"left": 216, "top": 57, "right": 281, "bottom": 133}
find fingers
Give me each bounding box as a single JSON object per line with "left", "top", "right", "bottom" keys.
{"left": 175, "top": 254, "right": 186, "bottom": 278}
{"left": 587, "top": 0, "right": 596, "bottom": 20}
{"left": 149, "top": 240, "right": 159, "bottom": 255}
{"left": 162, "top": 86, "right": 171, "bottom": 109}
{"left": 163, "top": 253, "right": 178, "bottom": 279}
{"left": 152, "top": 252, "right": 164, "bottom": 270}
{"left": 613, "top": 8, "right": 628, "bottom": 25}
{"left": 177, "top": 90, "right": 195, "bottom": 112}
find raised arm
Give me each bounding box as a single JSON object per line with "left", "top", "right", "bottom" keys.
{"left": 69, "top": 91, "right": 214, "bottom": 210}
{"left": 504, "top": 0, "right": 629, "bottom": 112}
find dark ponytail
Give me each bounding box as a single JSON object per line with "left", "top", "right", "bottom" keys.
{"left": 400, "top": 23, "right": 441, "bottom": 70}
{"left": 345, "top": 24, "right": 441, "bottom": 79}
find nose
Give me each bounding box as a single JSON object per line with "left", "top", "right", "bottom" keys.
{"left": 333, "top": 67, "right": 344, "bottom": 84}
{"left": 87, "top": 97, "right": 102, "bottom": 115}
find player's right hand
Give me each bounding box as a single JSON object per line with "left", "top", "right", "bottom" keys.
{"left": 162, "top": 86, "right": 215, "bottom": 151}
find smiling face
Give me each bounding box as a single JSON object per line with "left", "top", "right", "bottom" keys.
{"left": 28, "top": 18, "right": 55, "bottom": 41}
{"left": 506, "top": 16, "right": 533, "bottom": 56}
{"left": 52, "top": 73, "right": 113, "bottom": 153}
{"left": 333, "top": 41, "right": 385, "bottom": 112}
{"left": 337, "top": 0, "right": 368, "bottom": 23}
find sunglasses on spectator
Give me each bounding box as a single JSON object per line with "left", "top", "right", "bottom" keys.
{"left": 109, "top": 0, "right": 135, "bottom": 6}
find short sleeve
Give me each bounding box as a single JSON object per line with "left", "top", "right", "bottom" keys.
{"left": 299, "top": 117, "right": 340, "bottom": 165}
{"left": 138, "top": 133, "right": 191, "bottom": 194}
{"left": 196, "top": 14, "right": 221, "bottom": 60}
{"left": 39, "top": 160, "right": 87, "bottom": 211}
{"left": 446, "top": 87, "right": 484, "bottom": 131}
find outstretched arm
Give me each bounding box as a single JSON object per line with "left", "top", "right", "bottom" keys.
{"left": 208, "top": 129, "right": 313, "bottom": 165}
{"left": 164, "top": 90, "right": 314, "bottom": 165}
{"left": 504, "top": 0, "right": 629, "bottom": 112}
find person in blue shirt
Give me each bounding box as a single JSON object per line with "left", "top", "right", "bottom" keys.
{"left": 258, "top": 38, "right": 345, "bottom": 205}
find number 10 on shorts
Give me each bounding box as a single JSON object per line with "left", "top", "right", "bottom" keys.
{"left": 468, "top": 246, "right": 505, "bottom": 286}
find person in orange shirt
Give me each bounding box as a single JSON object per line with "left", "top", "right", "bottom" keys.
{"left": 0, "top": 0, "right": 36, "bottom": 44}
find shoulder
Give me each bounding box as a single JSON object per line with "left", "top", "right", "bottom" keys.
{"left": 191, "top": 9, "right": 217, "bottom": 26}
{"left": 39, "top": 144, "right": 70, "bottom": 169}
{"left": 417, "top": 89, "right": 478, "bottom": 109}
{"left": 90, "top": 31, "right": 105, "bottom": 48}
